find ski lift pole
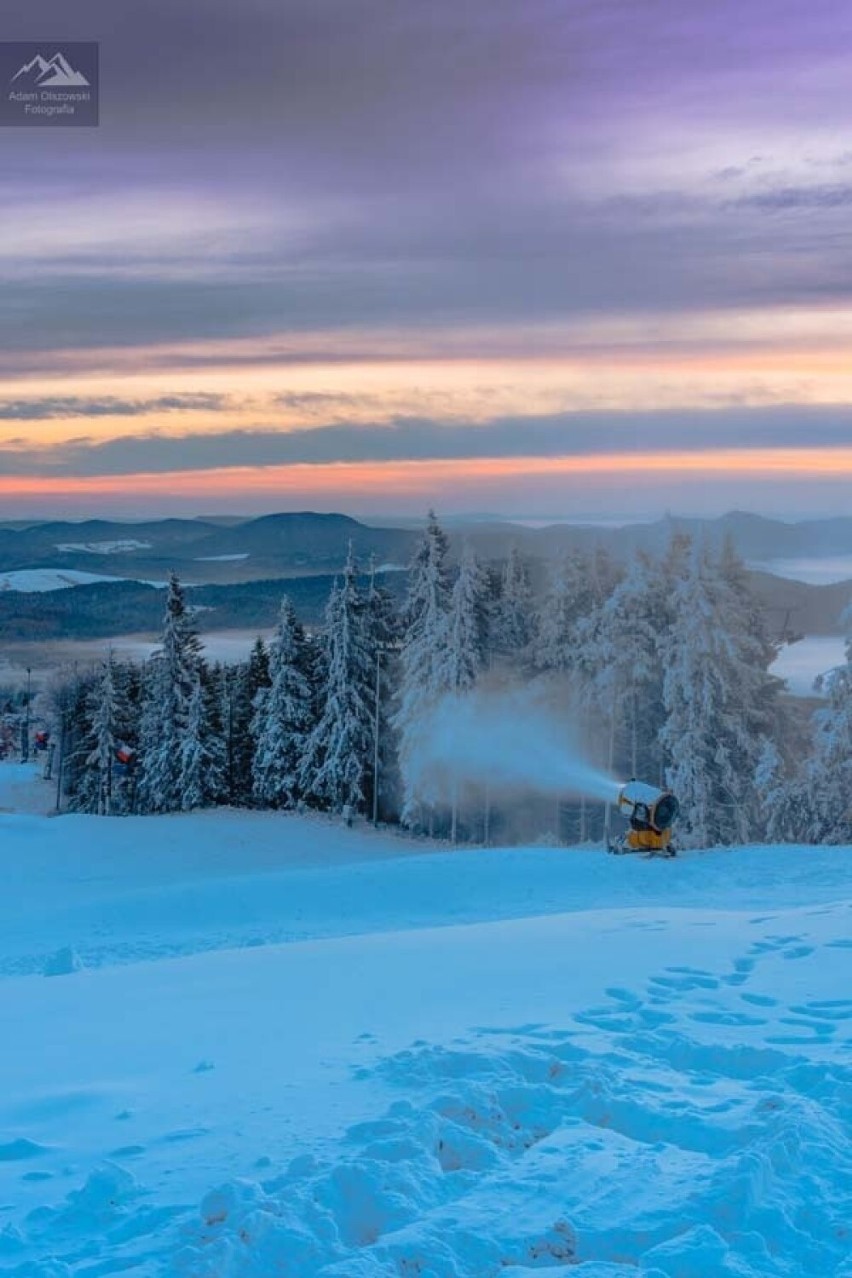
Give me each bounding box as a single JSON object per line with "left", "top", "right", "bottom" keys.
{"left": 22, "top": 665, "right": 32, "bottom": 763}
{"left": 372, "top": 647, "right": 381, "bottom": 827}
{"left": 55, "top": 709, "right": 66, "bottom": 813}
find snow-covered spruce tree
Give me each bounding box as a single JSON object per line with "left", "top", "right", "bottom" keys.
{"left": 363, "top": 558, "right": 401, "bottom": 822}
{"left": 299, "top": 547, "right": 375, "bottom": 815}
{"left": 659, "top": 540, "right": 782, "bottom": 848}
{"left": 577, "top": 550, "right": 667, "bottom": 786}
{"left": 136, "top": 573, "right": 203, "bottom": 814}
{"left": 179, "top": 671, "right": 207, "bottom": 811}
{"left": 393, "top": 511, "right": 453, "bottom": 828}
{"left": 445, "top": 544, "right": 490, "bottom": 695}
{"left": 716, "top": 537, "right": 790, "bottom": 836}
{"left": 225, "top": 639, "right": 271, "bottom": 805}
{"left": 55, "top": 668, "right": 96, "bottom": 810}
{"left": 532, "top": 550, "right": 597, "bottom": 675}
{"left": 809, "top": 605, "right": 852, "bottom": 843}
{"left": 252, "top": 597, "right": 313, "bottom": 809}
{"left": 491, "top": 544, "right": 533, "bottom": 659}
{"left": 199, "top": 663, "right": 229, "bottom": 806}
{"left": 755, "top": 737, "right": 812, "bottom": 843}
{"left": 442, "top": 543, "right": 491, "bottom": 841}
{"left": 81, "top": 653, "right": 137, "bottom": 815}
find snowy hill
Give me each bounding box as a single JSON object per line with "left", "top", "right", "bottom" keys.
{"left": 0, "top": 568, "right": 154, "bottom": 593}
{"left": 1, "top": 765, "right": 851, "bottom": 1276}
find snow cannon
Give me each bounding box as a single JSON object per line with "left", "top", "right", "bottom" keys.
{"left": 610, "top": 780, "right": 679, "bottom": 858}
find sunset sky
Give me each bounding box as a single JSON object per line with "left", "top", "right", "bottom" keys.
{"left": 3, "top": 0, "right": 852, "bottom": 520}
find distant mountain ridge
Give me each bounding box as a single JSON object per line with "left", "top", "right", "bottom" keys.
{"left": 1, "top": 510, "right": 852, "bottom": 588}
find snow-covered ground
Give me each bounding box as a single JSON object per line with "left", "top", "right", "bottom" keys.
{"left": 56, "top": 541, "right": 153, "bottom": 556}
{"left": 0, "top": 569, "right": 132, "bottom": 593}
{"left": 1, "top": 765, "right": 851, "bottom": 1276}
{"left": 0, "top": 569, "right": 165, "bottom": 593}
{"left": 193, "top": 554, "right": 251, "bottom": 563}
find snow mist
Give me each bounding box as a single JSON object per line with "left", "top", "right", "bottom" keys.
{"left": 410, "top": 687, "right": 621, "bottom": 804}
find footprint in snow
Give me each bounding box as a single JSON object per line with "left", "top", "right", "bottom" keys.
{"left": 689, "top": 1010, "right": 767, "bottom": 1027}
{"left": 161, "top": 1127, "right": 210, "bottom": 1144}
{"left": 0, "top": 1139, "right": 50, "bottom": 1162}
{"left": 797, "top": 1000, "right": 852, "bottom": 1019}
{"left": 777, "top": 1016, "right": 836, "bottom": 1037}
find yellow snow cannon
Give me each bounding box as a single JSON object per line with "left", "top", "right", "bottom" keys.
{"left": 609, "top": 780, "right": 679, "bottom": 858}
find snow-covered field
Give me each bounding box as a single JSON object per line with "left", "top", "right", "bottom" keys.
{"left": 56, "top": 541, "right": 153, "bottom": 556}
{"left": 1, "top": 766, "right": 851, "bottom": 1277}
{"left": 0, "top": 569, "right": 165, "bottom": 593}
{"left": 0, "top": 569, "right": 133, "bottom": 593}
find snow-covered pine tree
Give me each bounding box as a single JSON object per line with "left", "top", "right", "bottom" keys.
{"left": 226, "top": 639, "right": 271, "bottom": 805}
{"left": 755, "top": 737, "right": 811, "bottom": 843}
{"left": 578, "top": 550, "right": 666, "bottom": 785}
{"left": 136, "top": 573, "right": 203, "bottom": 814}
{"left": 179, "top": 671, "right": 207, "bottom": 811}
{"left": 659, "top": 540, "right": 781, "bottom": 847}
{"left": 252, "top": 597, "right": 313, "bottom": 808}
{"left": 57, "top": 668, "right": 97, "bottom": 810}
{"left": 299, "top": 547, "right": 375, "bottom": 815}
{"left": 532, "top": 550, "right": 594, "bottom": 674}
{"left": 809, "top": 604, "right": 852, "bottom": 843}
{"left": 393, "top": 511, "right": 453, "bottom": 827}
{"left": 199, "top": 663, "right": 229, "bottom": 807}
{"left": 715, "top": 536, "right": 788, "bottom": 837}
{"left": 363, "top": 558, "right": 400, "bottom": 823}
{"left": 442, "top": 543, "right": 491, "bottom": 840}
{"left": 491, "top": 544, "right": 533, "bottom": 659}
{"left": 445, "top": 544, "right": 490, "bottom": 695}
{"left": 83, "top": 653, "right": 135, "bottom": 815}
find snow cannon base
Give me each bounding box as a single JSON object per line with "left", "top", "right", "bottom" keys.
{"left": 608, "top": 780, "right": 679, "bottom": 858}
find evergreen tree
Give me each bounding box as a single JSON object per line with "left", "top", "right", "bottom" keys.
{"left": 442, "top": 543, "right": 491, "bottom": 840}
{"left": 363, "top": 559, "right": 400, "bottom": 822}
{"left": 61, "top": 670, "right": 98, "bottom": 810}
{"left": 227, "top": 640, "right": 271, "bottom": 805}
{"left": 252, "top": 598, "right": 313, "bottom": 808}
{"left": 84, "top": 653, "right": 137, "bottom": 815}
{"left": 660, "top": 541, "right": 781, "bottom": 847}
{"left": 199, "top": 663, "right": 229, "bottom": 806}
{"left": 491, "top": 544, "right": 533, "bottom": 658}
{"left": 300, "top": 548, "right": 375, "bottom": 814}
{"left": 444, "top": 544, "right": 490, "bottom": 695}
{"left": 579, "top": 551, "right": 666, "bottom": 784}
{"left": 809, "top": 605, "right": 852, "bottom": 842}
{"left": 136, "top": 574, "right": 202, "bottom": 814}
{"left": 532, "top": 551, "right": 594, "bottom": 674}
{"left": 393, "top": 511, "right": 453, "bottom": 826}
{"left": 179, "top": 671, "right": 207, "bottom": 811}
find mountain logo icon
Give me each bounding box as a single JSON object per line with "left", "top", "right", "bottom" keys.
{"left": 10, "top": 51, "right": 89, "bottom": 87}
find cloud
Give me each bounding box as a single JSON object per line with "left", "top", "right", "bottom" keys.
{"left": 4, "top": 405, "right": 852, "bottom": 478}
{"left": 0, "top": 393, "right": 229, "bottom": 420}
{"left": 736, "top": 184, "right": 852, "bottom": 211}
{"left": 1, "top": 0, "right": 852, "bottom": 387}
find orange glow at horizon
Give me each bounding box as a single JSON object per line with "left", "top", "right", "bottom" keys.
{"left": 5, "top": 447, "right": 852, "bottom": 503}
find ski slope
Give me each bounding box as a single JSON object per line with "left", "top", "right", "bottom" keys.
{"left": 1, "top": 766, "right": 851, "bottom": 1276}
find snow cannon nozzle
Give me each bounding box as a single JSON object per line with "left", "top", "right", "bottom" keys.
{"left": 610, "top": 780, "right": 679, "bottom": 858}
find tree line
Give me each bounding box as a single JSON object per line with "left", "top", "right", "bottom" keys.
{"left": 52, "top": 512, "right": 851, "bottom": 847}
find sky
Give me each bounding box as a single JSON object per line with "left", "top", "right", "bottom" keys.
{"left": 2, "top": 0, "right": 852, "bottom": 521}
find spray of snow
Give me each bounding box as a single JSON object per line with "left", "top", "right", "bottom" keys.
{"left": 410, "top": 687, "right": 621, "bottom": 804}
